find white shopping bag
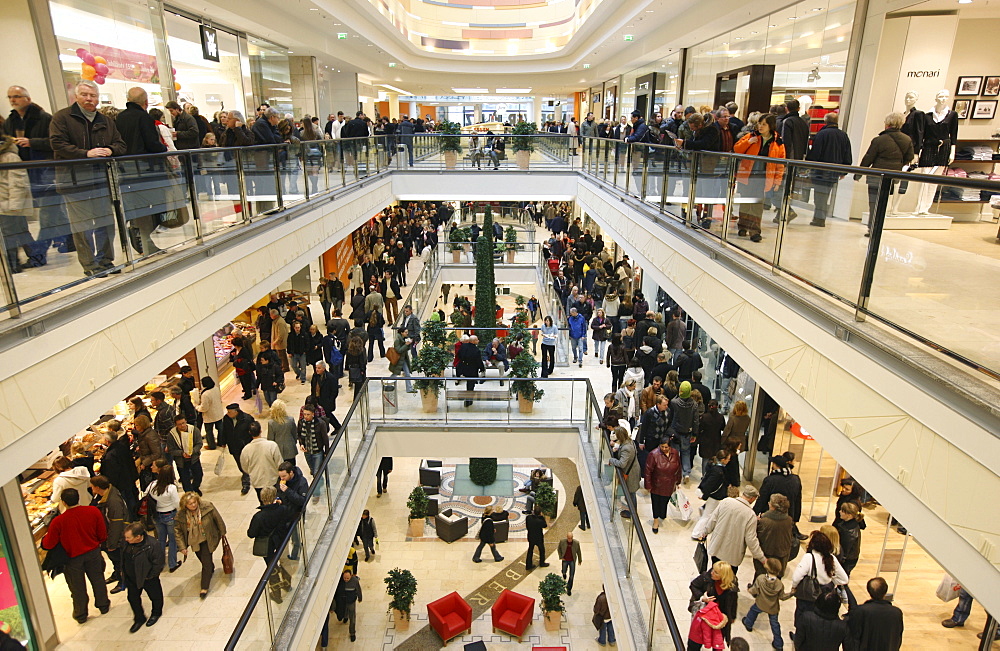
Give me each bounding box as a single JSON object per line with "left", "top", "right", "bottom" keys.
{"left": 668, "top": 489, "right": 694, "bottom": 522}
{"left": 936, "top": 574, "right": 961, "bottom": 602}
{"left": 214, "top": 452, "right": 226, "bottom": 476}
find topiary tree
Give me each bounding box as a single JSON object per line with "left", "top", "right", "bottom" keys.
{"left": 407, "top": 486, "right": 429, "bottom": 520}
{"left": 538, "top": 573, "right": 567, "bottom": 614}
{"left": 414, "top": 318, "right": 450, "bottom": 397}
{"left": 469, "top": 458, "right": 498, "bottom": 486}
{"left": 535, "top": 482, "right": 557, "bottom": 518}
{"left": 385, "top": 568, "right": 418, "bottom": 619}
{"left": 473, "top": 204, "right": 497, "bottom": 346}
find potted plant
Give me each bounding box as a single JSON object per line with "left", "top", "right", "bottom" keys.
{"left": 407, "top": 486, "right": 429, "bottom": 537}
{"left": 538, "top": 573, "right": 567, "bottom": 631}
{"left": 473, "top": 206, "right": 497, "bottom": 345}
{"left": 509, "top": 350, "right": 544, "bottom": 414}
{"left": 534, "top": 481, "right": 558, "bottom": 519}
{"left": 469, "top": 458, "right": 498, "bottom": 486}
{"left": 439, "top": 120, "right": 463, "bottom": 169}
{"left": 414, "top": 319, "right": 450, "bottom": 412}
{"left": 449, "top": 227, "right": 468, "bottom": 263}
{"left": 384, "top": 567, "right": 418, "bottom": 629}
{"left": 511, "top": 121, "right": 537, "bottom": 170}
{"left": 504, "top": 225, "right": 518, "bottom": 263}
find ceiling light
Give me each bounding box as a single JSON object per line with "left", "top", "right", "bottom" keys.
{"left": 452, "top": 88, "right": 488, "bottom": 93}
{"left": 751, "top": 31, "right": 758, "bottom": 34}
{"left": 309, "top": 7, "right": 317, "bottom": 10}
{"left": 958, "top": 0, "right": 972, "bottom": 3}
{"left": 497, "top": 88, "right": 532, "bottom": 93}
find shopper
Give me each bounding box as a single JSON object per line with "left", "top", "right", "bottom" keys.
{"left": 606, "top": 333, "right": 628, "bottom": 391}
{"left": 567, "top": 307, "right": 587, "bottom": 367}
{"left": 345, "top": 335, "right": 368, "bottom": 398}
{"left": 88, "top": 476, "right": 126, "bottom": 595}
{"left": 698, "top": 400, "right": 726, "bottom": 476}
{"left": 297, "top": 405, "right": 331, "bottom": 493}
{"left": 219, "top": 403, "right": 255, "bottom": 496}
{"left": 389, "top": 327, "right": 415, "bottom": 393}
{"left": 848, "top": 576, "right": 904, "bottom": 650}
{"left": 143, "top": 464, "right": 179, "bottom": 573}
{"left": 856, "top": 112, "right": 914, "bottom": 237}
{"left": 834, "top": 502, "right": 863, "bottom": 576}
{"left": 733, "top": 112, "right": 786, "bottom": 242}
{"left": 194, "top": 376, "right": 224, "bottom": 449}
{"left": 471, "top": 506, "right": 505, "bottom": 563}
{"left": 572, "top": 485, "right": 590, "bottom": 531}
{"left": 266, "top": 399, "right": 298, "bottom": 464}
{"left": 230, "top": 335, "right": 256, "bottom": 401}
{"left": 275, "top": 461, "right": 308, "bottom": 561}
{"left": 540, "top": 315, "right": 558, "bottom": 378}
{"left": 247, "top": 486, "right": 294, "bottom": 603}
{"left": 286, "top": 321, "right": 309, "bottom": 385}
{"left": 699, "top": 485, "right": 767, "bottom": 578}
{"left": 524, "top": 507, "right": 549, "bottom": 571}
{"left": 742, "top": 557, "right": 792, "bottom": 648}
{"left": 311, "top": 361, "right": 339, "bottom": 420}
{"left": 755, "top": 454, "right": 803, "bottom": 536}
{"left": 121, "top": 522, "right": 164, "bottom": 633}
{"left": 253, "top": 340, "right": 282, "bottom": 406}
{"left": 97, "top": 426, "right": 140, "bottom": 519}
{"left": 41, "top": 488, "right": 110, "bottom": 624}
{"left": 690, "top": 560, "right": 738, "bottom": 644}
{"left": 789, "top": 531, "right": 849, "bottom": 641}
{"left": 240, "top": 421, "right": 284, "bottom": 503}
{"left": 609, "top": 425, "right": 640, "bottom": 518}
{"left": 804, "top": 112, "right": 853, "bottom": 227}
{"left": 643, "top": 441, "right": 682, "bottom": 534}
{"left": 723, "top": 400, "right": 751, "bottom": 451}
{"left": 794, "top": 589, "right": 851, "bottom": 650}
{"left": 755, "top": 493, "right": 796, "bottom": 579}
{"left": 375, "top": 456, "right": 392, "bottom": 498}
{"left": 366, "top": 309, "right": 386, "bottom": 361}
{"left": 50, "top": 456, "right": 92, "bottom": 510}
{"left": 557, "top": 532, "right": 582, "bottom": 596}
{"left": 594, "top": 586, "right": 615, "bottom": 646}
{"left": 174, "top": 492, "right": 227, "bottom": 598}
{"left": 667, "top": 382, "right": 699, "bottom": 482}
{"left": 165, "top": 414, "right": 203, "bottom": 494}
{"left": 334, "top": 570, "right": 363, "bottom": 642}
{"left": 354, "top": 509, "right": 379, "bottom": 562}
{"left": 148, "top": 391, "right": 176, "bottom": 450}
{"left": 134, "top": 414, "right": 162, "bottom": 489}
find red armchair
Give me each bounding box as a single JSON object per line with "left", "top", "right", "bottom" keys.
{"left": 491, "top": 589, "right": 535, "bottom": 642}
{"left": 427, "top": 591, "right": 473, "bottom": 644}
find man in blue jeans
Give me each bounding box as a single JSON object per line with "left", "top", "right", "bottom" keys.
{"left": 296, "top": 406, "right": 330, "bottom": 496}
{"left": 567, "top": 307, "right": 587, "bottom": 367}
{"left": 557, "top": 532, "right": 582, "bottom": 596}
{"left": 942, "top": 586, "right": 999, "bottom": 641}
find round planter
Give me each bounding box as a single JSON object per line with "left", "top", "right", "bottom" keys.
{"left": 408, "top": 518, "right": 425, "bottom": 537}
{"left": 518, "top": 394, "right": 534, "bottom": 414}
{"left": 443, "top": 151, "right": 458, "bottom": 169}
{"left": 420, "top": 388, "right": 439, "bottom": 413}
{"left": 506, "top": 249, "right": 516, "bottom": 264}
{"left": 392, "top": 609, "right": 410, "bottom": 630}
{"left": 516, "top": 150, "right": 531, "bottom": 170}
{"left": 543, "top": 610, "right": 561, "bottom": 631}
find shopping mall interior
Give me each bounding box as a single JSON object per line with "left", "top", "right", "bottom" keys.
{"left": 0, "top": 0, "right": 999, "bottom": 649}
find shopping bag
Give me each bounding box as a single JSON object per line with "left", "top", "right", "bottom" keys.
{"left": 669, "top": 488, "right": 694, "bottom": 522}
{"left": 221, "top": 536, "right": 235, "bottom": 574}
{"left": 214, "top": 453, "right": 226, "bottom": 476}
{"left": 693, "top": 541, "right": 708, "bottom": 574}
{"left": 253, "top": 391, "right": 264, "bottom": 416}
{"left": 936, "top": 574, "right": 961, "bottom": 602}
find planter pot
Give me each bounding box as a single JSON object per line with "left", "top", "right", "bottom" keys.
{"left": 543, "top": 610, "right": 561, "bottom": 631}
{"left": 392, "top": 609, "right": 410, "bottom": 630}
{"left": 506, "top": 249, "right": 516, "bottom": 264}
{"left": 463, "top": 243, "right": 471, "bottom": 253}
{"left": 408, "top": 518, "right": 425, "bottom": 537}
{"left": 516, "top": 150, "right": 531, "bottom": 170}
{"left": 444, "top": 151, "right": 458, "bottom": 169}
{"left": 420, "top": 388, "right": 439, "bottom": 413}
{"left": 518, "top": 394, "right": 534, "bottom": 414}
{"left": 452, "top": 249, "right": 462, "bottom": 263}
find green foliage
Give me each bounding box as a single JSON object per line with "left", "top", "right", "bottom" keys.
{"left": 515, "top": 294, "right": 526, "bottom": 307}
{"left": 538, "top": 573, "right": 567, "bottom": 613}
{"left": 449, "top": 226, "right": 470, "bottom": 251}
{"left": 511, "top": 121, "right": 537, "bottom": 153}
{"left": 438, "top": 121, "right": 463, "bottom": 153}
{"left": 385, "top": 568, "right": 418, "bottom": 617}
{"left": 407, "top": 486, "right": 429, "bottom": 520}
{"left": 509, "top": 350, "right": 544, "bottom": 403}
{"left": 504, "top": 225, "right": 519, "bottom": 251}
{"left": 534, "top": 482, "right": 557, "bottom": 518}
{"left": 473, "top": 205, "right": 497, "bottom": 346}
{"left": 414, "top": 318, "right": 449, "bottom": 396}
{"left": 469, "top": 458, "right": 498, "bottom": 486}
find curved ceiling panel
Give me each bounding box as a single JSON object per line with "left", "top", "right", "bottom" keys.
{"left": 366, "top": 0, "right": 607, "bottom": 55}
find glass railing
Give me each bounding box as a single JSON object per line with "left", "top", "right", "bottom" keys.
{"left": 227, "top": 376, "right": 685, "bottom": 650}
{"left": 385, "top": 133, "right": 580, "bottom": 171}
{"left": 437, "top": 239, "right": 543, "bottom": 265}
{"left": 579, "top": 136, "right": 1000, "bottom": 379}
{"left": 0, "top": 136, "right": 391, "bottom": 319}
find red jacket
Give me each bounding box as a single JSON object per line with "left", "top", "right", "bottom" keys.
{"left": 688, "top": 601, "right": 727, "bottom": 650}
{"left": 42, "top": 505, "right": 107, "bottom": 558}
{"left": 643, "top": 446, "right": 682, "bottom": 497}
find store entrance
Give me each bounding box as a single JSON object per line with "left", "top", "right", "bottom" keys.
{"left": 715, "top": 64, "right": 775, "bottom": 117}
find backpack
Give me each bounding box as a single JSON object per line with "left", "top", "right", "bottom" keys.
{"left": 328, "top": 345, "right": 344, "bottom": 377}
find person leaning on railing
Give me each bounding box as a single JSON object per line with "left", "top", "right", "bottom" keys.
{"left": 732, "top": 113, "right": 786, "bottom": 243}
{"left": 854, "top": 112, "right": 914, "bottom": 238}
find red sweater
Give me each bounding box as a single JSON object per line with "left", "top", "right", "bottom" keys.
{"left": 42, "top": 505, "right": 107, "bottom": 558}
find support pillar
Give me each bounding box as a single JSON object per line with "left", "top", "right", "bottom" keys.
{"left": 387, "top": 92, "right": 400, "bottom": 119}
{"left": 474, "top": 104, "right": 483, "bottom": 124}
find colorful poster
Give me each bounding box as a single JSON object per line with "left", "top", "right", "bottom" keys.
{"left": 89, "top": 43, "right": 160, "bottom": 84}
{"left": 0, "top": 559, "right": 19, "bottom": 613}
{"left": 323, "top": 233, "right": 356, "bottom": 289}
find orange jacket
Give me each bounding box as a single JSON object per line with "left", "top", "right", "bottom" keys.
{"left": 734, "top": 133, "right": 786, "bottom": 192}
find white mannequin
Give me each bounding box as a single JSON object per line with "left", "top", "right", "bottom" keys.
{"left": 893, "top": 91, "right": 921, "bottom": 215}
{"left": 914, "top": 89, "right": 954, "bottom": 215}
{"left": 797, "top": 95, "right": 813, "bottom": 116}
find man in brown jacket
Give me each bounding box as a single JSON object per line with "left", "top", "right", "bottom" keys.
{"left": 755, "top": 493, "right": 795, "bottom": 578}
{"left": 270, "top": 308, "right": 290, "bottom": 372}
{"left": 639, "top": 376, "right": 665, "bottom": 414}
{"left": 49, "top": 80, "right": 126, "bottom": 276}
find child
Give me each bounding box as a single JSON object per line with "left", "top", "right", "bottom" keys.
{"left": 742, "top": 557, "right": 792, "bottom": 648}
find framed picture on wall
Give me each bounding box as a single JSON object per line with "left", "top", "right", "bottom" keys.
{"left": 954, "top": 100, "right": 971, "bottom": 119}
{"left": 972, "top": 100, "right": 997, "bottom": 119}
{"left": 956, "top": 76, "right": 983, "bottom": 96}
{"left": 984, "top": 76, "right": 1000, "bottom": 96}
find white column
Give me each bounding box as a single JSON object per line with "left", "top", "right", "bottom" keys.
{"left": 408, "top": 101, "right": 418, "bottom": 118}
{"left": 532, "top": 100, "right": 542, "bottom": 126}
{"left": 386, "top": 92, "right": 400, "bottom": 119}
{"left": 474, "top": 104, "right": 483, "bottom": 123}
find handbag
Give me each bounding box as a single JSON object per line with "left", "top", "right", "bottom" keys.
{"left": 693, "top": 541, "right": 709, "bottom": 574}
{"left": 385, "top": 346, "right": 401, "bottom": 365}
{"left": 795, "top": 554, "right": 829, "bottom": 603}
{"left": 137, "top": 495, "right": 154, "bottom": 530}
{"left": 936, "top": 574, "right": 961, "bottom": 602}
{"left": 252, "top": 536, "right": 271, "bottom": 557}
{"left": 592, "top": 613, "right": 604, "bottom": 631}
{"left": 214, "top": 453, "right": 226, "bottom": 476}
{"left": 348, "top": 365, "right": 363, "bottom": 384}
{"left": 221, "top": 536, "right": 235, "bottom": 574}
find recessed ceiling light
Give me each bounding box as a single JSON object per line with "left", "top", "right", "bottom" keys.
{"left": 309, "top": 7, "right": 317, "bottom": 10}
{"left": 452, "top": 88, "right": 488, "bottom": 93}
{"left": 958, "top": 0, "right": 972, "bottom": 3}
{"left": 751, "top": 31, "right": 759, "bottom": 34}
{"left": 788, "top": 16, "right": 797, "bottom": 20}
{"left": 497, "top": 88, "right": 532, "bottom": 93}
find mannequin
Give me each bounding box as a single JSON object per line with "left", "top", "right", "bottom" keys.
{"left": 914, "top": 89, "right": 958, "bottom": 214}
{"left": 797, "top": 95, "right": 814, "bottom": 117}
{"left": 893, "top": 91, "right": 924, "bottom": 214}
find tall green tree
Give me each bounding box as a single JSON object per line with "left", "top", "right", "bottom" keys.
{"left": 473, "top": 204, "right": 497, "bottom": 346}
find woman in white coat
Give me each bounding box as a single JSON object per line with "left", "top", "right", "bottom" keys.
{"left": 194, "top": 375, "right": 224, "bottom": 450}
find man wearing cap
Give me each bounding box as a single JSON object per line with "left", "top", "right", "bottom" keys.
{"left": 218, "top": 403, "right": 254, "bottom": 495}
{"left": 164, "top": 101, "right": 199, "bottom": 150}
{"left": 700, "top": 484, "right": 767, "bottom": 578}
{"left": 754, "top": 452, "right": 805, "bottom": 540}
{"left": 667, "top": 381, "right": 699, "bottom": 483}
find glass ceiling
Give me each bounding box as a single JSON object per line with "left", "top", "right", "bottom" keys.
{"left": 366, "top": 0, "right": 607, "bottom": 56}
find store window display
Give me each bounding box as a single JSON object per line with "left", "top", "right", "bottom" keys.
{"left": 912, "top": 90, "right": 959, "bottom": 215}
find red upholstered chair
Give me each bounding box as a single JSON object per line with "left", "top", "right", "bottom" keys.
{"left": 491, "top": 589, "right": 535, "bottom": 642}
{"left": 427, "top": 591, "right": 473, "bottom": 644}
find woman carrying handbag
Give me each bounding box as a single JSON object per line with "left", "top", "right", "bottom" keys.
{"left": 174, "top": 492, "right": 228, "bottom": 598}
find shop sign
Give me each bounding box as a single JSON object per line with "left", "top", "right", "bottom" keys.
{"left": 200, "top": 25, "right": 220, "bottom": 62}
{"left": 905, "top": 69, "right": 940, "bottom": 78}
{"left": 89, "top": 43, "right": 159, "bottom": 84}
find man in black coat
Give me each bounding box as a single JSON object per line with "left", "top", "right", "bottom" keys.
{"left": 122, "top": 523, "right": 165, "bottom": 632}
{"left": 849, "top": 577, "right": 904, "bottom": 651}
{"left": 689, "top": 370, "right": 714, "bottom": 404}
{"left": 311, "top": 361, "right": 340, "bottom": 423}
{"left": 456, "top": 336, "right": 486, "bottom": 406}
{"left": 247, "top": 487, "right": 294, "bottom": 603}
{"left": 524, "top": 508, "right": 549, "bottom": 571}
{"left": 753, "top": 455, "right": 805, "bottom": 539}
{"left": 275, "top": 462, "right": 309, "bottom": 561}
{"left": 804, "top": 112, "right": 853, "bottom": 227}
{"left": 219, "top": 404, "right": 255, "bottom": 495}
{"left": 472, "top": 509, "right": 504, "bottom": 563}
{"left": 115, "top": 87, "right": 168, "bottom": 257}
{"left": 674, "top": 341, "right": 703, "bottom": 382}
{"left": 100, "top": 429, "right": 140, "bottom": 519}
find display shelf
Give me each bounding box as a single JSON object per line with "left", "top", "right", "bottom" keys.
{"left": 937, "top": 198, "right": 990, "bottom": 203}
